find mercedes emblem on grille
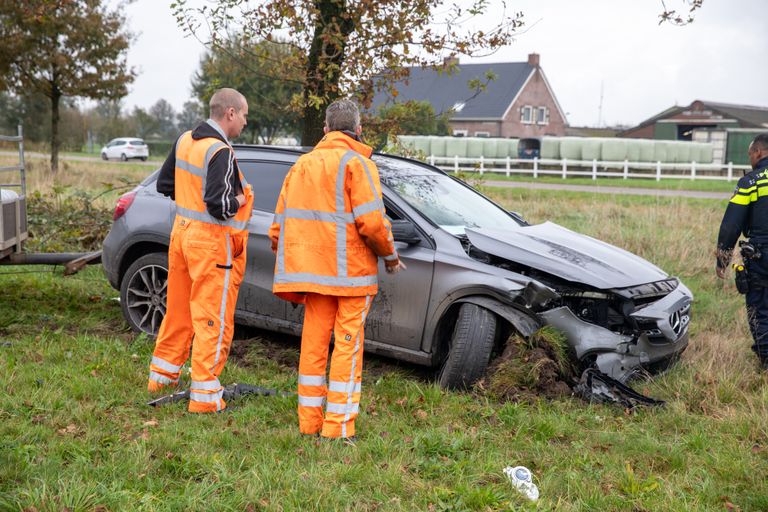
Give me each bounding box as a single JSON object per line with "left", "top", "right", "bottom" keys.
{"left": 669, "top": 311, "right": 682, "bottom": 335}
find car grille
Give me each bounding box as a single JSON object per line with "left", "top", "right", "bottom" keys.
{"left": 637, "top": 302, "right": 690, "bottom": 344}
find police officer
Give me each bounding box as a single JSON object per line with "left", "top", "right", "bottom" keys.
{"left": 716, "top": 133, "right": 768, "bottom": 368}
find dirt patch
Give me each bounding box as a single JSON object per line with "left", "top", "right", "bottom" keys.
{"left": 477, "top": 327, "right": 577, "bottom": 401}
{"left": 229, "top": 328, "right": 300, "bottom": 369}
{"left": 229, "top": 325, "right": 432, "bottom": 381}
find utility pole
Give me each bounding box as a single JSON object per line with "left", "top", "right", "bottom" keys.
{"left": 597, "top": 80, "right": 604, "bottom": 127}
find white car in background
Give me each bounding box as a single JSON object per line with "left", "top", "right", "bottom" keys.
{"left": 101, "top": 138, "right": 149, "bottom": 162}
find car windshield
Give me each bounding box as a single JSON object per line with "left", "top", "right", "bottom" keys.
{"left": 129, "top": 139, "right": 145, "bottom": 145}
{"left": 381, "top": 171, "right": 523, "bottom": 235}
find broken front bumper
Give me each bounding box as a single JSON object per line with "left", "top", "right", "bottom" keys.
{"left": 539, "top": 283, "right": 693, "bottom": 382}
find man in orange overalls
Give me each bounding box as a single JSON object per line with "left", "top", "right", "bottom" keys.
{"left": 270, "top": 98, "right": 406, "bottom": 441}
{"left": 147, "top": 88, "right": 254, "bottom": 413}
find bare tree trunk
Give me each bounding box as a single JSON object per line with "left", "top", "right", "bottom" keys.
{"left": 300, "top": 0, "right": 354, "bottom": 146}
{"left": 50, "top": 87, "right": 61, "bottom": 174}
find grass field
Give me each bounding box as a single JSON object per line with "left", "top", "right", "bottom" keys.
{"left": 1, "top": 163, "right": 767, "bottom": 511}
{"left": 0, "top": 154, "right": 155, "bottom": 207}
{"left": 465, "top": 173, "right": 737, "bottom": 193}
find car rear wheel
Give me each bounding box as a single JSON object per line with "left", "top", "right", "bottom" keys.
{"left": 438, "top": 303, "right": 497, "bottom": 389}
{"left": 140, "top": 157, "right": 147, "bottom": 161}
{"left": 121, "top": 153, "right": 128, "bottom": 161}
{"left": 120, "top": 252, "right": 168, "bottom": 336}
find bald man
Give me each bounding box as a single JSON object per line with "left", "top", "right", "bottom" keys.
{"left": 148, "top": 88, "right": 254, "bottom": 413}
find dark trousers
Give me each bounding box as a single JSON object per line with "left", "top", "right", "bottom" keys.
{"left": 745, "top": 256, "right": 768, "bottom": 363}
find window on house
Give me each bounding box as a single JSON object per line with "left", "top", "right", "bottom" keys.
{"left": 536, "top": 107, "right": 549, "bottom": 125}
{"left": 474, "top": 131, "right": 490, "bottom": 138}
{"left": 521, "top": 106, "right": 533, "bottom": 124}
{"left": 452, "top": 129, "right": 468, "bottom": 137}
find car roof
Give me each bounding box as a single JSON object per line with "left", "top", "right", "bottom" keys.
{"left": 232, "top": 144, "right": 446, "bottom": 178}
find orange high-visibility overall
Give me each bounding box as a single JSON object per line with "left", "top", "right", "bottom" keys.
{"left": 269, "top": 131, "right": 399, "bottom": 437}
{"left": 148, "top": 131, "right": 253, "bottom": 413}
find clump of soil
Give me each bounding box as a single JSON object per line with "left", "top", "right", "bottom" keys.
{"left": 229, "top": 328, "right": 300, "bottom": 369}
{"left": 477, "top": 326, "right": 577, "bottom": 401}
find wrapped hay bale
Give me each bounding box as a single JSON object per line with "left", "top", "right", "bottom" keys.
{"left": 626, "top": 139, "right": 641, "bottom": 162}
{"left": 694, "top": 142, "right": 714, "bottom": 164}
{"left": 653, "top": 140, "right": 669, "bottom": 162}
{"left": 445, "top": 137, "right": 468, "bottom": 158}
{"left": 601, "top": 138, "right": 627, "bottom": 161}
{"left": 429, "top": 136, "right": 447, "bottom": 157}
{"left": 638, "top": 139, "right": 656, "bottom": 162}
{"left": 397, "top": 135, "right": 417, "bottom": 152}
{"left": 466, "top": 137, "right": 485, "bottom": 158}
{"left": 506, "top": 139, "right": 520, "bottom": 158}
{"left": 411, "top": 136, "right": 431, "bottom": 155}
{"left": 540, "top": 137, "right": 560, "bottom": 159}
{"left": 580, "top": 138, "right": 602, "bottom": 161}
{"left": 482, "top": 138, "right": 499, "bottom": 159}
{"left": 674, "top": 141, "right": 691, "bottom": 163}
{"left": 559, "top": 137, "right": 582, "bottom": 160}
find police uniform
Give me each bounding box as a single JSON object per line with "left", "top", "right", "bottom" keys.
{"left": 717, "top": 155, "right": 768, "bottom": 365}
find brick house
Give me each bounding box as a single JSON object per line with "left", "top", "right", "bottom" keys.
{"left": 371, "top": 53, "right": 568, "bottom": 138}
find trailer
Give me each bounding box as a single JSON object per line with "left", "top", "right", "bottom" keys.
{"left": 0, "top": 126, "right": 100, "bottom": 274}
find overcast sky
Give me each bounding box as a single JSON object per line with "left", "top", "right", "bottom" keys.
{"left": 116, "top": 0, "right": 767, "bottom": 128}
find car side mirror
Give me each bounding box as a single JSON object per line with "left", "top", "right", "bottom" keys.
{"left": 391, "top": 219, "right": 421, "bottom": 245}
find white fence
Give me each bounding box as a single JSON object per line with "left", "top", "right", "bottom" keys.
{"left": 426, "top": 155, "right": 751, "bottom": 182}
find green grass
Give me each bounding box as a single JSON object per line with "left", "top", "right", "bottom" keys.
{"left": 2, "top": 191, "right": 768, "bottom": 510}
{"left": 472, "top": 173, "right": 738, "bottom": 193}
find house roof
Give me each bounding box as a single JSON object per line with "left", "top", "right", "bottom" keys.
{"left": 624, "top": 100, "right": 768, "bottom": 134}
{"left": 371, "top": 62, "right": 535, "bottom": 120}
{"left": 705, "top": 101, "right": 768, "bottom": 128}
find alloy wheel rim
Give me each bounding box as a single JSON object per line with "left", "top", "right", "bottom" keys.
{"left": 126, "top": 264, "right": 168, "bottom": 335}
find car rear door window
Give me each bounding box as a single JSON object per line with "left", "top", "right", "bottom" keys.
{"left": 238, "top": 160, "right": 292, "bottom": 212}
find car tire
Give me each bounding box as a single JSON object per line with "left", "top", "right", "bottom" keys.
{"left": 140, "top": 157, "right": 147, "bottom": 161}
{"left": 120, "top": 252, "right": 169, "bottom": 336}
{"left": 121, "top": 153, "right": 128, "bottom": 162}
{"left": 101, "top": 152, "right": 108, "bottom": 161}
{"left": 438, "top": 303, "right": 497, "bottom": 390}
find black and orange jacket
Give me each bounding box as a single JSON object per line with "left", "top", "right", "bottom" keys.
{"left": 157, "top": 121, "right": 243, "bottom": 220}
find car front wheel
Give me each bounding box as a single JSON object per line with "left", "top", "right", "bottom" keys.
{"left": 120, "top": 252, "right": 168, "bottom": 336}
{"left": 438, "top": 303, "right": 497, "bottom": 389}
{"left": 101, "top": 152, "right": 108, "bottom": 161}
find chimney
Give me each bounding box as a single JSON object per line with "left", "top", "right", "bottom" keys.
{"left": 527, "top": 53, "right": 540, "bottom": 67}
{"left": 443, "top": 56, "right": 460, "bottom": 67}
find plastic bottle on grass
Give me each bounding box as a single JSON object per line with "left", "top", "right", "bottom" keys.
{"left": 503, "top": 465, "right": 539, "bottom": 501}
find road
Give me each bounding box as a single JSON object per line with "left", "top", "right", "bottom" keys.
{"left": 484, "top": 180, "right": 731, "bottom": 200}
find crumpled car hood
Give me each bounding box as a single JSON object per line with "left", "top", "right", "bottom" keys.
{"left": 465, "top": 222, "right": 668, "bottom": 289}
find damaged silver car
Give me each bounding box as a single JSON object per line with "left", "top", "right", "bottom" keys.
{"left": 102, "top": 146, "right": 692, "bottom": 388}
